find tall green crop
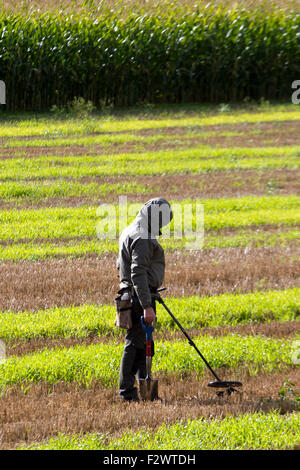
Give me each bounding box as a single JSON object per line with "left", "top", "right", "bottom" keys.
{"left": 0, "top": 8, "right": 299, "bottom": 111}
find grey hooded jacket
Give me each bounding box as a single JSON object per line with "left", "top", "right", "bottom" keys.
{"left": 117, "top": 198, "right": 173, "bottom": 309}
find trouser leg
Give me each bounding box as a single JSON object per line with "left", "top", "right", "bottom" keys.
{"left": 119, "top": 340, "right": 146, "bottom": 400}
{"left": 118, "top": 293, "right": 156, "bottom": 400}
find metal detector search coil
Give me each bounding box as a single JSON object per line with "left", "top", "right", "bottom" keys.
{"left": 208, "top": 381, "right": 242, "bottom": 388}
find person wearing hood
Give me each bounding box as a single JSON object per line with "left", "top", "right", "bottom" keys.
{"left": 116, "top": 197, "right": 173, "bottom": 402}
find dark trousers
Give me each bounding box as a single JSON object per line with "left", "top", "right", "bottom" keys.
{"left": 119, "top": 294, "right": 156, "bottom": 400}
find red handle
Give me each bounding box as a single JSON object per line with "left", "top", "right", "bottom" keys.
{"left": 146, "top": 339, "right": 152, "bottom": 358}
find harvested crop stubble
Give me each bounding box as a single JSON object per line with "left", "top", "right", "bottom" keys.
{"left": 0, "top": 368, "right": 299, "bottom": 450}
{"left": 0, "top": 246, "right": 299, "bottom": 311}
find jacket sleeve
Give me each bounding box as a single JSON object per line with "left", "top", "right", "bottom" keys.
{"left": 130, "top": 238, "right": 153, "bottom": 309}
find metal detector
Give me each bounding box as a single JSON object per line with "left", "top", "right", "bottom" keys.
{"left": 153, "top": 288, "right": 242, "bottom": 397}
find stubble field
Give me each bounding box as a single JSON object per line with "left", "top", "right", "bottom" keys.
{"left": 0, "top": 102, "right": 299, "bottom": 450}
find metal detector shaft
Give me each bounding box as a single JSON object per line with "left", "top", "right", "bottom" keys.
{"left": 155, "top": 295, "right": 222, "bottom": 383}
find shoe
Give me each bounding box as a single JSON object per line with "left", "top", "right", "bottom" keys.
{"left": 119, "top": 395, "right": 140, "bottom": 403}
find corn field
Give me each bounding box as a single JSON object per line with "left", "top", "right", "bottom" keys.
{"left": 0, "top": 6, "right": 299, "bottom": 111}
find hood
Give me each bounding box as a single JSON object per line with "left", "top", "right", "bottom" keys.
{"left": 134, "top": 197, "right": 173, "bottom": 238}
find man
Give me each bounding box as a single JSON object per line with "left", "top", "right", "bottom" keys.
{"left": 116, "top": 197, "right": 173, "bottom": 401}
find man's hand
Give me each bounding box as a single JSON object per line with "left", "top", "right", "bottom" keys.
{"left": 143, "top": 307, "right": 156, "bottom": 326}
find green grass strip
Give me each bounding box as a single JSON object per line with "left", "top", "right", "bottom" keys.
{"left": 0, "top": 174, "right": 299, "bottom": 203}
{"left": 203, "top": 228, "right": 300, "bottom": 249}
{"left": 23, "top": 411, "right": 300, "bottom": 450}
{"left": 0, "top": 195, "right": 299, "bottom": 241}
{"left": 0, "top": 227, "right": 299, "bottom": 260}
{"left": 0, "top": 146, "right": 299, "bottom": 180}
{"left": 2, "top": 130, "right": 242, "bottom": 148}
{"left": 159, "top": 288, "right": 300, "bottom": 329}
{"left": 85, "top": 111, "right": 300, "bottom": 134}
{"left": 0, "top": 238, "right": 118, "bottom": 260}
{"left": 0, "top": 110, "right": 299, "bottom": 137}
{"left": 1, "top": 288, "right": 299, "bottom": 341}
{"left": 0, "top": 334, "right": 296, "bottom": 390}
{"left": 0, "top": 180, "right": 145, "bottom": 201}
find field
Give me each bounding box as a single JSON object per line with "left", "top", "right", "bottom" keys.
{"left": 1, "top": 0, "right": 299, "bottom": 15}
{"left": 0, "top": 101, "right": 300, "bottom": 450}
